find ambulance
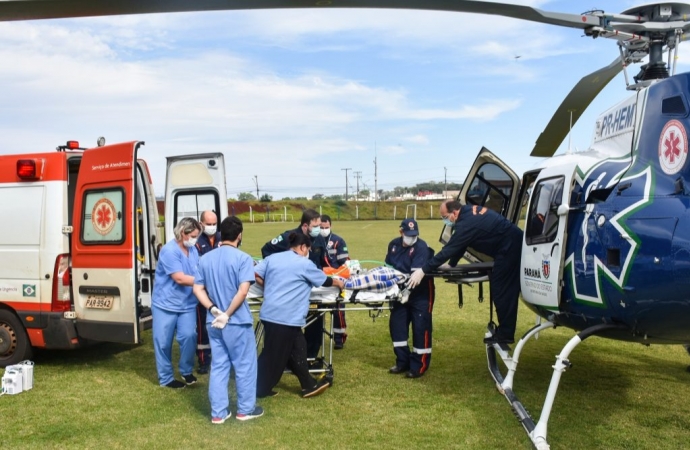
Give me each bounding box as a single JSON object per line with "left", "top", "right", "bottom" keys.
{"left": 0, "top": 140, "right": 227, "bottom": 367}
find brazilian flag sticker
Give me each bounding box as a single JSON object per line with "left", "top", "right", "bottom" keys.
{"left": 23, "top": 284, "right": 36, "bottom": 297}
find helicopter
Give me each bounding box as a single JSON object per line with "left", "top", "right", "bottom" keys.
{"left": 2, "top": 0, "right": 690, "bottom": 448}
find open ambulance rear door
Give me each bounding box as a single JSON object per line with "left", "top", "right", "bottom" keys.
{"left": 164, "top": 153, "right": 227, "bottom": 241}
{"left": 71, "top": 141, "right": 152, "bottom": 344}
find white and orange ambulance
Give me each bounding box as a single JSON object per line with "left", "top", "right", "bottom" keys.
{"left": 0, "top": 140, "right": 227, "bottom": 367}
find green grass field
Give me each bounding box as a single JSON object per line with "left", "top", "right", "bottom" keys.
{"left": 2, "top": 220, "right": 690, "bottom": 449}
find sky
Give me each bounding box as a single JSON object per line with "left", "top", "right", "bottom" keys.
{"left": 0, "top": 0, "right": 683, "bottom": 199}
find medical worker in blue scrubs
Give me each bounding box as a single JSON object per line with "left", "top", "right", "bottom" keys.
{"left": 193, "top": 216, "right": 263, "bottom": 423}
{"left": 255, "top": 232, "right": 344, "bottom": 399}
{"left": 152, "top": 217, "right": 202, "bottom": 389}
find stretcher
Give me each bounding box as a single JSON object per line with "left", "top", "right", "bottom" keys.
{"left": 246, "top": 280, "right": 406, "bottom": 384}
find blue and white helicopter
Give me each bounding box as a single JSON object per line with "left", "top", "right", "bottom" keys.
{"left": 2, "top": 0, "right": 690, "bottom": 448}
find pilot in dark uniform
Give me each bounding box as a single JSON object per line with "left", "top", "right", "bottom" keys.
{"left": 320, "top": 214, "right": 350, "bottom": 349}
{"left": 195, "top": 210, "right": 221, "bottom": 374}
{"left": 385, "top": 219, "right": 435, "bottom": 378}
{"left": 260, "top": 209, "right": 327, "bottom": 361}
{"left": 408, "top": 200, "right": 523, "bottom": 345}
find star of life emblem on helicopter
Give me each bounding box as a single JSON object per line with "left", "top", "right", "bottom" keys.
{"left": 658, "top": 120, "right": 688, "bottom": 175}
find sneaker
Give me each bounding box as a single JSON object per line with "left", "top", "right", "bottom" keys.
{"left": 301, "top": 379, "right": 331, "bottom": 398}
{"left": 197, "top": 365, "right": 209, "bottom": 375}
{"left": 211, "top": 414, "right": 230, "bottom": 424}
{"left": 257, "top": 390, "right": 279, "bottom": 398}
{"left": 183, "top": 374, "right": 197, "bottom": 385}
{"left": 236, "top": 406, "right": 264, "bottom": 421}
{"left": 163, "top": 380, "right": 186, "bottom": 389}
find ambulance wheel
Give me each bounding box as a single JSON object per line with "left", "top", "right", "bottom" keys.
{"left": 0, "top": 309, "right": 33, "bottom": 368}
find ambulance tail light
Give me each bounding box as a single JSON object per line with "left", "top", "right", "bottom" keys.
{"left": 52, "top": 254, "right": 72, "bottom": 312}
{"left": 17, "top": 159, "right": 45, "bottom": 181}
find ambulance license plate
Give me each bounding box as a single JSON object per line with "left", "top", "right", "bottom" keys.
{"left": 85, "top": 295, "right": 114, "bottom": 309}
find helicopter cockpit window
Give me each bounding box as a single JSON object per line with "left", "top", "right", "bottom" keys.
{"left": 526, "top": 176, "right": 564, "bottom": 245}
{"left": 465, "top": 163, "right": 513, "bottom": 217}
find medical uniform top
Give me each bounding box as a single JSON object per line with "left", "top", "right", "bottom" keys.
{"left": 325, "top": 232, "right": 349, "bottom": 268}
{"left": 261, "top": 226, "right": 327, "bottom": 269}
{"left": 153, "top": 239, "right": 200, "bottom": 312}
{"left": 422, "top": 204, "right": 523, "bottom": 272}
{"left": 194, "top": 245, "right": 255, "bottom": 326}
{"left": 255, "top": 250, "right": 327, "bottom": 327}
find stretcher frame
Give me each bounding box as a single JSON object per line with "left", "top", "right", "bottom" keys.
{"left": 247, "top": 285, "right": 404, "bottom": 384}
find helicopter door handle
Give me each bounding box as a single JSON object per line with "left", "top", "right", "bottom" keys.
{"left": 551, "top": 242, "right": 559, "bottom": 257}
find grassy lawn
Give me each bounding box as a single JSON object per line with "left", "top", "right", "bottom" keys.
{"left": 2, "top": 220, "right": 690, "bottom": 449}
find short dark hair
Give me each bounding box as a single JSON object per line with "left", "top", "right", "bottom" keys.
{"left": 444, "top": 200, "right": 462, "bottom": 212}
{"left": 300, "top": 209, "right": 320, "bottom": 226}
{"left": 320, "top": 214, "right": 332, "bottom": 225}
{"left": 220, "top": 216, "right": 243, "bottom": 242}
{"left": 288, "top": 232, "right": 312, "bottom": 249}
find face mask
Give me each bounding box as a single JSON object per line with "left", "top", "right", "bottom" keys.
{"left": 203, "top": 225, "right": 217, "bottom": 236}
{"left": 237, "top": 238, "right": 242, "bottom": 248}
{"left": 443, "top": 218, "right": 454, "bottom": 227}
{"left": 184, "top": 237, "right": 198, "bottom": 248}
{"left": 320, "top": 228, "right": 331, "bottom": 238}
{"left": 403, "top": 235, "right": 417, "bottom": 246}
{"left": 309, "top": 226, "right": 321, "bottom": 238}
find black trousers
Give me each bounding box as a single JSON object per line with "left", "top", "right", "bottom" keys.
{"left": 257, "top": 320, "right": 316, "bottom": 396}
{"left": 304, "top": 313, "right": 323, "bottom": 359}
{"left": 195, "top": 303, "right": 211, "bottom": 367}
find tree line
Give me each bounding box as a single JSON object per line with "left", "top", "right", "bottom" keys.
{"left": 233, "top": 180, "right": 462, "bottom": 202}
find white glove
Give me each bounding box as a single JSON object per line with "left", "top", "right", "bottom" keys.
{"left": 209, "top": 306, "right": 222, "bottom": 318}
{"left": 406, "top": 268, "right": 425, "bottom": 289}
{"left": 211, "top": 312, "right": 229, "bottom": 329}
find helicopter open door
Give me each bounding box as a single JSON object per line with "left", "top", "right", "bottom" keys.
{"left": 441, "top": 147, "right": 521, "bottom": 261}
{"left": 164, "top": 153, "right": 228, "bottom": 241}
{"left": 520, "top": 162, "right": 577, "bottom": 312}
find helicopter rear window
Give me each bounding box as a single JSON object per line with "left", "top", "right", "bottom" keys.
{"left": 526, "top": 176, "right": 564, "bottom": 245}
{"left": 662, "top": 95, "right": 687, "bottom": 116}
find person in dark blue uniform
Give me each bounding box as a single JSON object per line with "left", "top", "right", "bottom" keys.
{"left": 260, "top": 209, "right": 327, "bottom": 361}
{"left": 195, "top": 210, "right": 221, "bottom": 374}
{"left": 385, "top": 219, "right": 435, "bottom": 379}
{"left": 320, "top": 214, "right": 349, "bottom": 349}
{"left": 407, "top": 200, "right": 523, "bottom": 345}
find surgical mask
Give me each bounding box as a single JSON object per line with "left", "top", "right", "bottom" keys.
{"left": 310, "top": 227, "right": 321, "bottom": 238}
{"left": 320, "top": 228, "right": 331, "bottom": 238}
{"left": 184, "top": 237, "right": 198, "bottom": 248}
{"left": 403, "top": 236, "right": 417, "bottom": 246}
{"left": 443, "top": 218, "right": 454, "bottom": 227}
{"left": 203, "top": 225, "right": 217, "bottom": 236}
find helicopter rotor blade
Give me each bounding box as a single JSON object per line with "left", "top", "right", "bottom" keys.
{"left": 530, "top": 56, "right": 623, "bottom": 158}
{"left": 0, "top": 0, "right": 604, "bottom": 25}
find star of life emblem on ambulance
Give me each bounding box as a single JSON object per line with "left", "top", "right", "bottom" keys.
{"left": 92, "top": 198, "right": 117, "bottom": 236}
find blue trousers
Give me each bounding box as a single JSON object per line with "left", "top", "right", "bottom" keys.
{"left": 207, "top": 323, "right": 258, "bottom": 418}
{"left": 152, "top": 306, "right": 197, "bottom": 385}
{"left": 389, "top": 280, "right": 435, "bottom": 374}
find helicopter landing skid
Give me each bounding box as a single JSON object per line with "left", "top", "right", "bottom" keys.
{"left": 486, "top": 322, "right": 628, "bottom": 450}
